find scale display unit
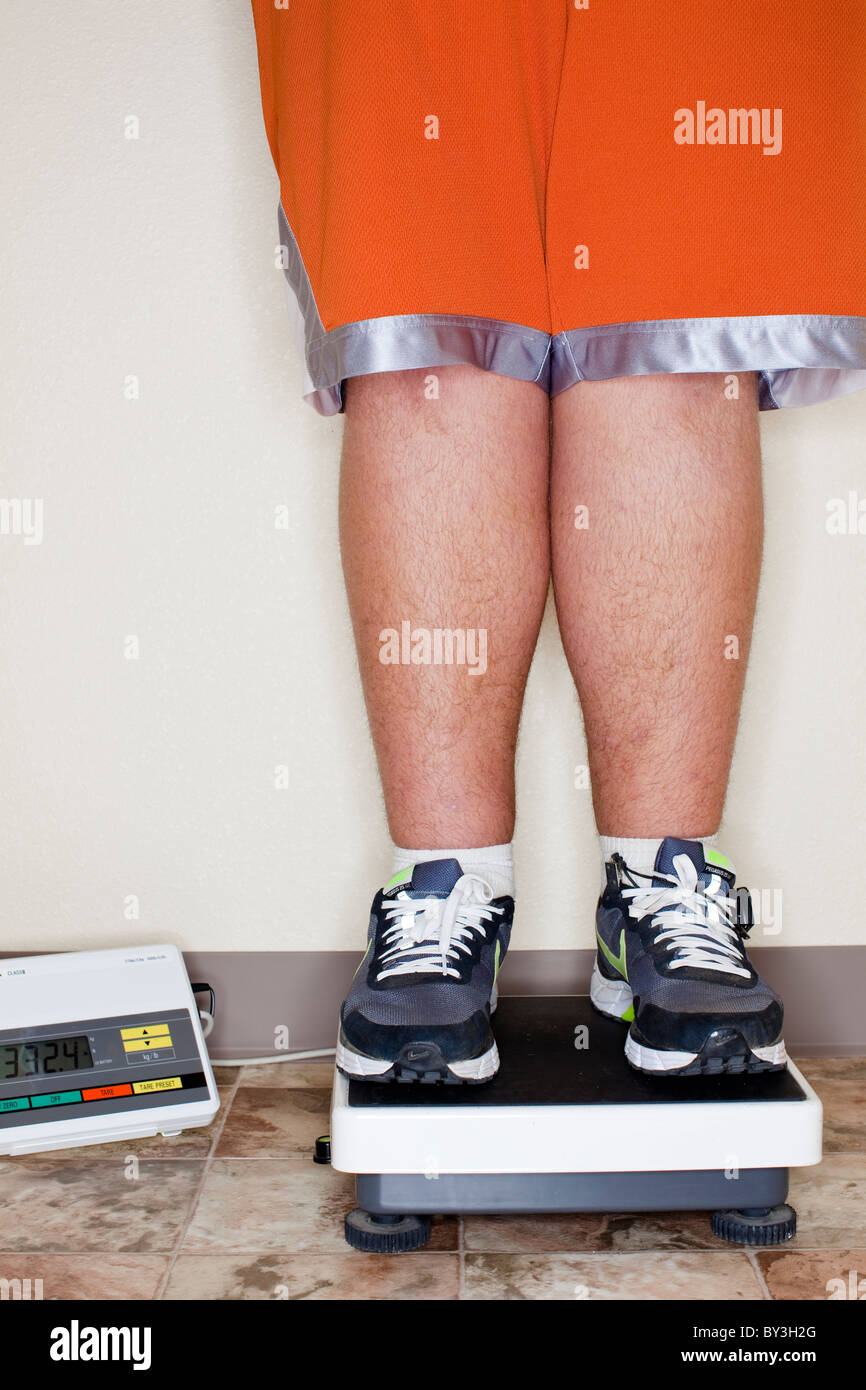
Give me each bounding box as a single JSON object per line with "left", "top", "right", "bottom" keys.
{"left": 331, "top": 996, "right": 822, "bottom": 1250}
{"left": 0, "top": 945, "right": 219, "bottom": 1155}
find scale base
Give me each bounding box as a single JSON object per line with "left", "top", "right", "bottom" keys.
{"left": 356, "top": 1165, "right": 789, "bottom": 1216}
{"left": 333, "top": 996, "right": 819, "bottom": 1251}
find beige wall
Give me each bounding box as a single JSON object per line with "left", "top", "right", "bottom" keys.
{"left": 3, "top": 2, "right": 865, "bottom": 956}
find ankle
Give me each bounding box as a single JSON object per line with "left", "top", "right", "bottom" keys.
{"left": 391, "top": 842, "right": 515, "bottom": 899}
{"left": 598, "top": 832, "right": 718, "bottom": 891}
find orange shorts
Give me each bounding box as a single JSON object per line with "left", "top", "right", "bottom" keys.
{"left": 251, "top": 0, "right": 866, "bottom": 413}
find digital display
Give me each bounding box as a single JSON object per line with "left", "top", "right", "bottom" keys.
{"left": 0, "top": 1036, "right": 94, "bottom": 1080}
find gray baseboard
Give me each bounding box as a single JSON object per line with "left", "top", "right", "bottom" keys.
{"left": 182, "top": 947, "right": 866, "bottom": 1059}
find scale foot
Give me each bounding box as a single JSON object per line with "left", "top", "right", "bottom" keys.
{"left": 711, "top": 1203, "right": 797, "bottom": 1246}
{"left": 344, "top": 1208, "right": 431, "bottom": 1253}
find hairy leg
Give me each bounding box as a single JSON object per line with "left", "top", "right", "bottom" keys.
{"left": 340, "top": 365, "right": 550, "bottom": 847}
{"left": 550, "top": 372, "right": 763, "bottom": 837}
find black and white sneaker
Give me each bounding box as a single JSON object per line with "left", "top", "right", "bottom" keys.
{"left": 592, "top": 837, "right": 787, "bottom": 1076}
{"left": 336, "top": 858, "right": 513, "bottom": 1084}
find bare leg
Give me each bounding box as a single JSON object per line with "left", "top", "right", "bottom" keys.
{"left": 340, "top": 365, "right": 550, "bottom": 848}
{"left": 550, "top": 372, "right": 763, "bottom": 837}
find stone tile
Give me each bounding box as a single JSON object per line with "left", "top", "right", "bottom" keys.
{"left": 182, "top": 1156, "right": 457, "bottom": 1258}
{"left": 756, "top": 1248, "right": 866, "bottom": 1301}
{"left": 210, "top": 1066, "right": 241, "bottom": 1085}
{"left": 424, "top": 1215, "right": 460, "bottom": 1252}
{"left": 0, "top": 1254, "right": 168, "bottom": 1300}
{"left": 182, "top": 1159, "right": 357, "bottom": 1253}
{"left": 0, "top": 1158, "right": 205, "bottom": 1252}
{"left": 23, "top": 1086, "right": 231, "bottom": 1162}
{"left": 463, "top": 1251, "right": 764, "bottom": 1300}
{"left": 215, "top": 1087, "right": 331, "bottom": 1158}
{"left": 793, "top": 1061, "right": 866, "bottom": 1155}
{"left": 464, "top": 1209, "right": 730, "bottom": 1253}
{"left": 164, "top": 1252, "right": 459, "bottom": 1300}
{"left": 235, "top": 1059, "right": 336, "bottom": 1090}
{"left": 796, "top": 1058, "right": 866, "bottom": 1084}
{"left": 788, "top": 1155, "right": 866, "bottom": 1248}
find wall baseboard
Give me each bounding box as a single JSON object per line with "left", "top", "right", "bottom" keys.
{"left": 181, "top": 946, "right": 866, "bottom": 1059}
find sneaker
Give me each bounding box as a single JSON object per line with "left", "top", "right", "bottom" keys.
{"left": 592, "top": 837, "right": 787, "bottom": 1076}
{"left": 336, "top": 857, "right": 513, "bottom": 1083}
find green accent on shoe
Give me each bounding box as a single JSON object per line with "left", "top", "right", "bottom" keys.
{"left": 351, "top": 941, "right": 372, "bottom": 981}
{"left": 705, "top": 848, "right": 731, "bottom": 868}
{"left": 596, "top": 927, "right": 628, "bottom": 982}
{"left": 621, "top": 1004, "right": 635, "bottom": 1022}
{"left": 384, "top": 866, "right": 414, "bottom": 890}
{"left": 493, "top": 939, "right": 501, "bottom": 984}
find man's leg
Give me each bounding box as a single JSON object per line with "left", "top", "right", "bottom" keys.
{"left": 550, "top": 372, "right": 762, "bottom": 838}
{"left": 550, "top": 372, "right": 785, "bottom": 1076}
{"left": 340, "top": 365, "right": 550, "bottom": 849}
{"left": 335, "top": 364, "right": 550, "bottom": 1083}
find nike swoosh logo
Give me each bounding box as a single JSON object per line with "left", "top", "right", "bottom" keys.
{"left": 596, "top": 924, "right": 628, "bottom": 981}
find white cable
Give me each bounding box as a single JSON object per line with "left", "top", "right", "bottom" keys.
{"left": 197, "top": 1010, "right": 335, "bottom": 1064}
{"left": 211, "top": 1048, "right": 336, "bottom": 1066}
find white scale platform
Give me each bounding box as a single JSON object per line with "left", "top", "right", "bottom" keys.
{"left": 331, "top": 997, "right": 821, "bottom": 1218}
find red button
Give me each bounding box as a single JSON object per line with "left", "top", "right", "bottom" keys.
{"left": 81, "top": 1083, "right": 133, "bottom": 1102}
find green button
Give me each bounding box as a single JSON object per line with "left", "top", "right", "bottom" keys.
{"left": 0, "top": 1097, "right": 30, "bottom": 1112}
{"left": 30, "top": 1090, "right": 82, "bottom": 1108}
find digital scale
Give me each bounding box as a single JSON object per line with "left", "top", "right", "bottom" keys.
{"left": 0, "top": 945, "right": 219, "bottom": 1155}
{"left": 331, "top": 996, "right": 823, "bottom": 1250}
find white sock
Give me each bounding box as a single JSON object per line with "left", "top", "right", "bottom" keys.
{"left": 390, "top": 842, "right": 514, "bottom": 899}
{"left": 599, "top": 833, "right": 718, "bottom": 891}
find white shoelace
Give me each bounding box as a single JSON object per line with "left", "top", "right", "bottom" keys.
{"left": 376, "top": 873, "right": 503, "bottom": 981}
{"left": 621, "top": 852, "right": 750, "bottom": 979}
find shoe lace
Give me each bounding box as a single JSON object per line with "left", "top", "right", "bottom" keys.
{"left": 376, "top": 873, "right": 504, "bottom": 981}
{"left": 620, "top": 852, "right": 751, "bottom": 980}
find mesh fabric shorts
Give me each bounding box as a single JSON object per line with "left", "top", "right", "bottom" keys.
{"left": 251, "top": 0, "right": 866, "bottom": 414}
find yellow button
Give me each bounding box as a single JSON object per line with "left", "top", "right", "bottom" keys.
{"left": 132, "top": 1076, "right": 182, "bottom": 1094}
{"left": 124, "top": 1036, "right": 173, "bottom": 1053}
{"left": 121, "top": 1024, "right": 172, "bottom": 1040}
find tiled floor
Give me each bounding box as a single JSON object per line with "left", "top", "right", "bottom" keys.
{"left": 0, "top": 1056, "right": 862, "bottom": 1300}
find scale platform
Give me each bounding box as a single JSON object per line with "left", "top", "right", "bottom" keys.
{"left": 330, "top": 996, "right": 822, "bottom": 1249}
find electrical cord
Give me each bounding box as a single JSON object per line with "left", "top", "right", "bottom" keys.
{"left": 189, "top": 981, "right": 336, "bottom": 1065}
{"left": 211, "top": 1047, "right": 337, "bottom": 1065}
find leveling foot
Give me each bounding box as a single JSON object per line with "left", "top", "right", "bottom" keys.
{"left": 711, "top": 1203, "right": 797, "bottom": 1246}
{"left": 344, "top": 1208, "right": 432, "bottom": 1253}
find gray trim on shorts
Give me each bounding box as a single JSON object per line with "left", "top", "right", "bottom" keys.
{"left": 277, "top": 203, "right": 866, "bottom": 416}
{"left": 553, "top": 316, "right": 866, "bottom": 411}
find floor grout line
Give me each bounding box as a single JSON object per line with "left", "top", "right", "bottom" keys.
{"left": 0, "top": 1248, "right": 460, "bottom": 1258}
{"left": 0, "top": 1243, "right": 860, "bottom": 1275}
{"left": 746, "top": 1248, "right": 774, "bottom": 1300}
{"left": 457, "top": 1214, "right": 465, "bottom": 1300}
{"left": 152, "top": 1065, "right": 244, "bottom": 1299}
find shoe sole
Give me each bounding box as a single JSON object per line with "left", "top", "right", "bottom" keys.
{"left": 335, "top": 984, "right": 500, "bottom": 1085}
{"left": 589, "top": 963, "right": 788, "bottom": 1077}
{"left": 336, "top": 1034, "right": 499, "bottom": 1085}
